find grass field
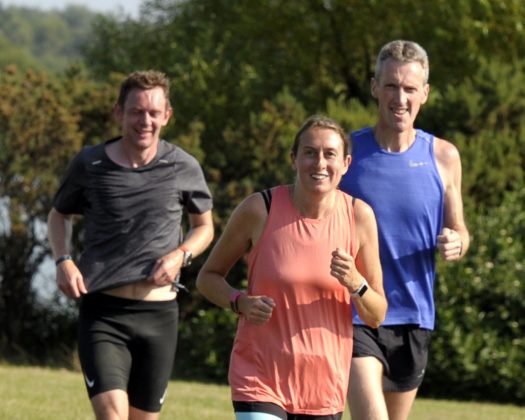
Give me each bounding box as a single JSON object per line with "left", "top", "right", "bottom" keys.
{"left": 1, "top": 364, "right": 524, "bottom": 419}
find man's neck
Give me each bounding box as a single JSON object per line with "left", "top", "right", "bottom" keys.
{"left": 373, "top": 125, "right": 416, "bottom": 153}
{"left": 106, "top": 138, "right": 159, "bottom": 168}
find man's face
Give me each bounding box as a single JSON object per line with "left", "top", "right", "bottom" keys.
{"left": 371, "top": 59, "right": 429, "bottom": 134}
{"left": 114, "top": 87, "right": 172, "bottom": 151}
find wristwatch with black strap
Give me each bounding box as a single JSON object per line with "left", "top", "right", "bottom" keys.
{"left": 351, "top": 279, "right": 369, "bottom": 298}
{"left": 179, "top": 246, "right": 192, "bottom": 267}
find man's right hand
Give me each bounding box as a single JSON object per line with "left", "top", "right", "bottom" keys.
{"left": 56, "top": 260, "right": 87, "bottom": 299}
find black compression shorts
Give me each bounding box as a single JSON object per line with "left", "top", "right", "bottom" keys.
{"left": 352, "top": 324, "right": 432, "bottom": 392}
{"left": 78, "top": 292, "right": 179, "bottom": 412}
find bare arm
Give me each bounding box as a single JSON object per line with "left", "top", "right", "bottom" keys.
{"left": 148, "top": 210, "right": 214, "bottom": 285}
{"left": 47, "top": 207, "right": 87, "bottom": 299}
{"left": 435, "top": 138, "right": 470, "bottom": 261}
{"left": 331, "top": 199, "right": 387, "bottom": 328}
{"left": 196, "top": 194, "right": 275, "bottom": 325}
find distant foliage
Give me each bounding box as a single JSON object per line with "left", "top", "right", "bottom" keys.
{"left": 0, "top": 5, "right": 99, "bottom": 72}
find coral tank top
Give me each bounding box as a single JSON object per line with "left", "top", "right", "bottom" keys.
{"left": 229, "top": 185, "right": 357, "bottom": 415}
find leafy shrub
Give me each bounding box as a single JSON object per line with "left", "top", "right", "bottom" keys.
{"left": 423, "top": 187, "right": 525, "bottom": 404}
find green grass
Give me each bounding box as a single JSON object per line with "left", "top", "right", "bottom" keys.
{"left": 1, "top": 364, "right": 523, "bottom": 419}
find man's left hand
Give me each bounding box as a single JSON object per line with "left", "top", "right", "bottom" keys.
{"left": 437, "top": 227, "right": 463, "bottom": 261}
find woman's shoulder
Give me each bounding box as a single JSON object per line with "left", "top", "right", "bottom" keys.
{"left": 348, "top": 195, "right": 376, "bottom": 225}
{"left": 232, "top": 191, "right": 269, "bottom": 222}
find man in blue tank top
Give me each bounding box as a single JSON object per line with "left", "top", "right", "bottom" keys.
{"left": 339, "top": 40, "right": 470, "bottom": 420}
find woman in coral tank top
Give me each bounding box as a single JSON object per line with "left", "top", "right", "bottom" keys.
{"left": 197, "top": 115, "right": 387, "bottom": 419}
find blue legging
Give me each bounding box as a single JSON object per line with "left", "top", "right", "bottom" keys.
{"left": 236, "top": 413, "right": 284, "bottom": 420}
{"left": 233, "top": 401, "right": 343, "bottom": 420}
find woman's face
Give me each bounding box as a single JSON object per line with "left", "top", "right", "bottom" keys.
{"left": 292, "top": 127, "right": 351, "bottom": 195}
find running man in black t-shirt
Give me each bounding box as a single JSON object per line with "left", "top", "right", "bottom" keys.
{"left": 47, "top": 70, "right": 214, "bottom": 420}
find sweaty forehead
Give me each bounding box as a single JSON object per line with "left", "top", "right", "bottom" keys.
{"left": 300, "top": 128, "right": 344, "bottom": 149}
{"left": 380, "top": 60, "right": 426, "bottom": 85}
{"left": 124, "top": 87, "right": 168, "bottom": 109}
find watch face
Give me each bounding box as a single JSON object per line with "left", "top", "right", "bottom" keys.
{"left": 183, "top": 251, "right": 192, "bottom": 267}
{"left": 358, "top": 284, "right": 368, "bottom": 297}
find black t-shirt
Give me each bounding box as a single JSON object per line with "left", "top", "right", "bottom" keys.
{"left": 52, "top": 138, "right": 213, "bottom": 293}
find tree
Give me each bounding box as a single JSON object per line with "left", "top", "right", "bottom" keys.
{"left": 0, "top": 5, "right": 100, "bottom": 73}
{"left": 420, "top": 58, "right": 525, "bottom": 209}
{"left": 0, "top": 68, "right": 81, "bottom": 356}
{"left": 0, "top": 34, "right": 42, "bottom": 72}
{"left": 0, "top": 67, "right": 116, "bottom": 362}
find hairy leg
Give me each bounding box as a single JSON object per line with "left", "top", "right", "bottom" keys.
{"left": 90, "top": 389, "right": 129, "bottom": 420}
{"left": 129, "top": 405, "right": 161, "bottom": 420}
{"left": 384, "top": 389, "right": 418, "bottom": 420}
{"left": 348, "top": 357, "right": 388, "bottom": 420}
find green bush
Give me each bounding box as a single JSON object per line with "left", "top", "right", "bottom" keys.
{"left": 175, "top": 302, "right": 239, "bottom": 382}
{"left": 423, "top": 187, "right": 525, "bottom": 404}
{"left": 420, "top": 59, "right": 525, "bottom": 209}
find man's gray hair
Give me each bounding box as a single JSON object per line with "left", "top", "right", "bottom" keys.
{"left": 375, "top": 40, "right": 429, "bottom": 84}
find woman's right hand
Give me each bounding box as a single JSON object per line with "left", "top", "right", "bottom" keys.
{"left": 238, "top": 295, "right": 275, "bottom": 325}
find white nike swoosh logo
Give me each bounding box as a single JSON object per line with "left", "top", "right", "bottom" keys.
{"left": 84, "top": 374, "right": 95, "bottom": 388}
{"left": 159, "top": 388, "right": 168, "bottom": 405}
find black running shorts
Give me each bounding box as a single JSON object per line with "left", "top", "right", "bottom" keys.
{"left": 352, "top": 324, "right": 432, "bottom": 392}
{"left": 78, "top": 293, "right": 179, "bottom": 412}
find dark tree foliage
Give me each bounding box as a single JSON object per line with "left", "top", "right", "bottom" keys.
{"left": 422, "top": 187, "right": 525, "bottom": 404}
{"left": 0, "top": 68, "right": 82, "bottom": 360}
{"left": 0, "top": 67, "right": 116, "bottom": 363}
{"left": 419, "top": 58, "right": 525, "bottom": 210}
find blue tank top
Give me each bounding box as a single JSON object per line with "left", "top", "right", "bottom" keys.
{"left": 339, "top": 127, "right": 444, "bottom": 329}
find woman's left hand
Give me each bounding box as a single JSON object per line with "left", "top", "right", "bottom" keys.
{"left": 330, "top": 247, "right": 363, "bottom": 292}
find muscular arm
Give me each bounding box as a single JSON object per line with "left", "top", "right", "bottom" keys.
{"left": 348, "top": 199, "right": 387, "bottom": 327}
{"left": 196, "top": 194, "right": 275, "bottom": 325}
{"left": 47, "top": 207, "right": 87, "bottom": 299}
{"left": 179, "top": 210, "right": 215, "bottom": 258}
{"left": 435, "top": 138, "right": 470, "bottom": 260}
{"left": 148, "top": 209, "right": 214, "bottom": 285}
